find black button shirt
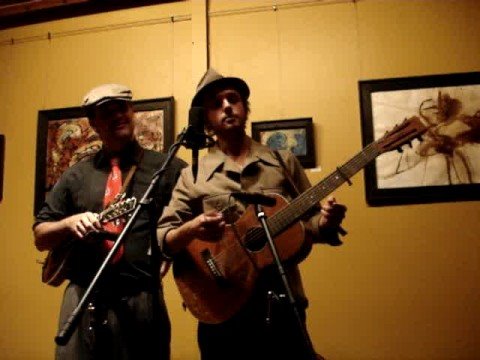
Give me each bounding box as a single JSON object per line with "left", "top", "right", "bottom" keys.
{"left": 35, "top": 141, "right": 186, "bottom": 289}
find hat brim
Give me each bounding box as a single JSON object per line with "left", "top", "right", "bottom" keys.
{"left": 95, "top": 97, "right": 132, "bottom": 106}
{"left": 191, "top": 77, "right": 250, "bottom": 107}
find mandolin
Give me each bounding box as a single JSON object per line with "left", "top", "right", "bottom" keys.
{"left": 173, "top": 117, "right": 428, "bottom": 324}
{"left": 41, "top": 197, "right": 137, "bottom": 287}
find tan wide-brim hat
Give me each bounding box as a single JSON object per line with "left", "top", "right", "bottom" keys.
{"left": 191, "top": 68, "right": 250, "bottom": 107}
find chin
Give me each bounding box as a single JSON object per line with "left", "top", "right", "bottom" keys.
{"left": 114, "top": 125, "right": 134, "bottom": 137}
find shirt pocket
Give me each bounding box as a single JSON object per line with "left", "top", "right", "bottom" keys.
{"left": 259, "top": 187, "right": 293, "bottom": 202}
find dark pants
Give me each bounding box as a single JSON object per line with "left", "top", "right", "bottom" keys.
{"left": 55, "top": 282, "right": 171, "bottom": 360}
{"left": 197, "top": 288, "right": 316, "bottom": 360}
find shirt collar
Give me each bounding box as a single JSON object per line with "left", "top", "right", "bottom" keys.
{"left": 94, "top": 140, "right": 143, "bottom": 168}
{"left": 203, "top": 139, "right": 280, "bottom": 180}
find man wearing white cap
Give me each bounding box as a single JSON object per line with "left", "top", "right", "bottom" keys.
{"left": 34, "top": 83, "right": 185, "bottom": 359}
{"left": 157, "top": 69, "right": 347, "bottom": 359}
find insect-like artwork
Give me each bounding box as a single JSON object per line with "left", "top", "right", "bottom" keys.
{"left": 371, "top": 85, "right": 480, "bottom": 188}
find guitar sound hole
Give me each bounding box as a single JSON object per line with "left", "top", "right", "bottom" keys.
{"left": 244, "top": 227, "right": 266, "bottom": 252}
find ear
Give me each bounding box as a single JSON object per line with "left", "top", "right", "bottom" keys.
{"left": 88, "top": 117, "right": 98, "bottom": 131}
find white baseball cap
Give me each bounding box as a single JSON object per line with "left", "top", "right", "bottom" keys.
{"left": 82, "top": 83, "right": 132, "bottom": 107}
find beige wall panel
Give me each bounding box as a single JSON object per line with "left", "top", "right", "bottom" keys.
{"left": 276, "top": 2, "right": 360, "bottom": 173}
{"left": 209, "top": 10, "right": 281, "bottom": 123}
{"left": 0, "top": 47, "right": 12, "bottom": 134}
{"left": 356, "top": 0, "right": 480, "bottom": 77}
{"left": 43, "top": 24, "right": 173, "bottom": 109}
{"left": 170, "top": 18, "right": 195, "bottom": 163}
{"left": 0, "top": 41, "right": 62, "bottom": 359}
{"left": 209, "top": 0, "right": 349, "bottom": 13}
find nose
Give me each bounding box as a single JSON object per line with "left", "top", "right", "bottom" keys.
{"left": 222, "top": 98, "right": 233, "bottom": 114}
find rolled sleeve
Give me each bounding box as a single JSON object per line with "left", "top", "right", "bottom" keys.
{"left": 156, "top": 167, "right": 196, "bottom": 257}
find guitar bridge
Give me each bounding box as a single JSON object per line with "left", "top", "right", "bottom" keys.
{"left": 201, "top": 249, "right": 227, "bottom": 287}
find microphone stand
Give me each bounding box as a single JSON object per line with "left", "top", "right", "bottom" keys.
{"left": 254, "top": 204, "right": 317, "bottom": 360}
{"left": 55, "top": 125, "right": 210, "bottom": 346}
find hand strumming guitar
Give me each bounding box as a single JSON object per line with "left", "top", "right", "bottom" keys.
{"left": 164, "top": 211, "right": 225, "bottom": 256}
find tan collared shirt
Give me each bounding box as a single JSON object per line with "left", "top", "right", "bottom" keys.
{"left": 157, "top": 140, "right": 326, "bottom": 304}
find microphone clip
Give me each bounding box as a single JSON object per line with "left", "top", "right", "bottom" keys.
{"left": 183, "top": 125, "right": 215, "bottom": 150}
{"left": 230, "top": 192, "right": 277, "bottom": 207}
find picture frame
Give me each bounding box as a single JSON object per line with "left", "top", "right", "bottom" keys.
{"left": 34, "top": 97, "right": 174, "bottom": 214}
{"left": 359, "top": 72, "right": 480, "bottom": 206}
{"left": 251, "top": 118, "right": 315, "bottom": 168}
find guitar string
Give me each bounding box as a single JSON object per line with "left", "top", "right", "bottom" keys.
{"left": 201, "top": 120, "right": 424, "bottom": 269}
{"left": 205, "top": 143, "right": 380, "bottom": 264}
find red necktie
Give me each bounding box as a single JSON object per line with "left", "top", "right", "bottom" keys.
{"left": 102, "top": 157, "right": 125, "bottom": 264}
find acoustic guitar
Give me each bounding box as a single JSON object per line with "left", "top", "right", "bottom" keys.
{"left": 41, "top": 197, "right": 137, "bottom": 287}
{"left": 173, "top": 117, "right": 428, "bottom": 324}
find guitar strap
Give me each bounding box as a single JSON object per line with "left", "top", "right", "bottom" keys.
{"left": 110, "top": 151, "right": 141, "bottom": 205}
{"left": 116, "top": 164, "right": 137, "bottom": 201}
{"left": 273, "top": 150, "right": 300, "bottom": 198}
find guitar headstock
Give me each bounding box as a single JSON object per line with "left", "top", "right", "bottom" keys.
{"left": 100, "top": 197, "right": 137, "bottom": 223}
{"left": 375, "top": 116, "right": 428, "bottom": 154}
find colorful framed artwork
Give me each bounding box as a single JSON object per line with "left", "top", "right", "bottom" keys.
{"left": 251, "top": 118, "right": 315, "bottom": 168}
{"left": 34, "top": 97, "right": 174, "bottom": 214}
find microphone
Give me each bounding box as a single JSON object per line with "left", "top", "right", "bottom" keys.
{"left": 230, "top": 192, "right": 277, "bottom": 207}
{"left": 185, "top": 107, "right": 213, "bottom": 183}
{"left": 185, "top": 106, "right": 209, "bottom": 149}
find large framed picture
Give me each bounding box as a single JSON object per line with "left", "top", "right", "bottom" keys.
{"left": 251, "top": 118, "right": 316, "bottom": 168}
{"left": 34, "top": 97, "right": 174, "bottom": 214}
{"left": 359, "top": 72, "right": 480, "bottom": 206}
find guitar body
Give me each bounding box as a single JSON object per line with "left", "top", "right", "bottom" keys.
{"left": 173, "top": 194, "right": 309, "bottom": 324}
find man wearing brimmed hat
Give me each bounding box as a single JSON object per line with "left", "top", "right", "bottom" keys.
{"left": 158, "top": 69, "right": 347, "bottom": 359}
{"left": 34, "top": 83, "right": 185, "bottom": 359}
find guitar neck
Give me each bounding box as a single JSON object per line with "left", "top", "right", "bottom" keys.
{"left": 267, "top": 142, "right": 380, "bottom": 236}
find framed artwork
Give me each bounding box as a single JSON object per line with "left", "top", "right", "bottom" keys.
{"left": 359, "top": 72, "right": 480, "bottom": 206}
{"left": 0, "top": 134, "right": 4, "bottom": 202}
{"left": 251, "top": 118, "right": 315, "bottom": 168}
{"left": 34, "top": 97, "right": 174, "bottom": 214}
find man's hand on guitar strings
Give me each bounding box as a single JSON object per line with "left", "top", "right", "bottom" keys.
{"left": 318, "top": 196, "right": 347, "bottom": 230}
{"left": 165, "top": 210, "right": 226, "bottom": 255}
{"left": 191, "top": 211, "right": 226, "bottom": 241}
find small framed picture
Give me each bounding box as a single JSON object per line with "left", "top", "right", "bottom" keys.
{"left": 251, "top": 118, "right": 315, "bottom": 168}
